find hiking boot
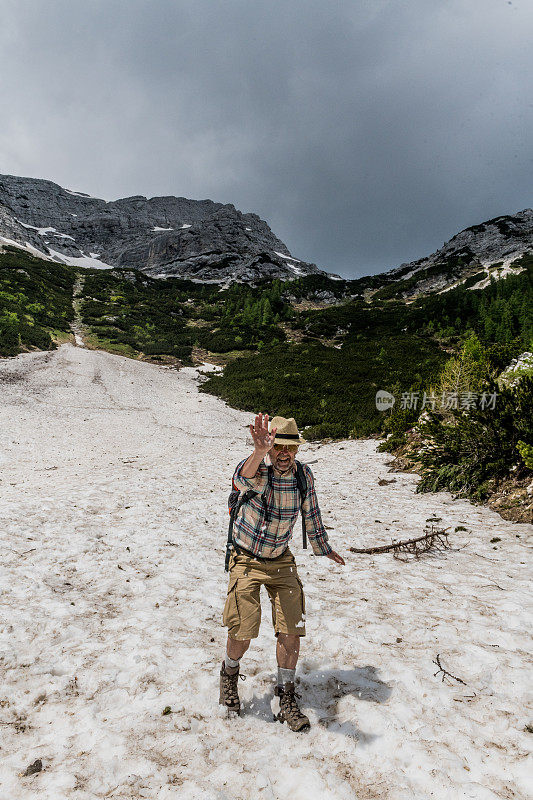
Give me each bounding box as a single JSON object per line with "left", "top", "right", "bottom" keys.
{"left": 274, "top": 682, "right": 310, "bottom": 731}
{"left": 219, "top": 661, "right": 244, "bottom": 714}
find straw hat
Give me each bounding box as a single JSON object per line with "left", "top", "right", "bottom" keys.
{"left": 268, "top": 416, "right": 306, "bottom": 445}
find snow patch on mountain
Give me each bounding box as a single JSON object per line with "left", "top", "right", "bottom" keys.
{"left": 466, "top": 259, "right": 527, "bottom": 291}
{"left": 0, "top": 237, "right": 55, "bottom": 262}
{"left": 19, "top": 221, "right": 76, "bottom": 241}
{"left": 47, "top": 248, "right": 113, "bottom": 270}
{"left": 65, "top": 188, "right": 102, "bottom": 200}
{"left": 275, "top": 250, "right": 301, "bottom": 263}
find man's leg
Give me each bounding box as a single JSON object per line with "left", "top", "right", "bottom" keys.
{"left": 266, "top": 554, "right": 310, "bottom": 731}
{"left": 222, "top": 557, "right": 261, "bottom": 673}
{"left": 276, "top": 633, "right": 300, "bottom": 670}
{"left": 225, "top": 636, "right": 250, "bottom": 674}
{"left": 274, "top": 632, "right": 309, "bottom": 730}
{"left": 220, "top": 560, "right": 261, "bottom": 713}
{"left": 276, "top": 632, "right": 300, "bottom": 688}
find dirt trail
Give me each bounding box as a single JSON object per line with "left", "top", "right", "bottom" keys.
{"left": 69, "top": 272, "right": 86, "bottom": 347}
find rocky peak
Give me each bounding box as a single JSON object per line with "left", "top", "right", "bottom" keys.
{"left": 377, "top": 209, "right": 533, "bottom": 300}
{"left": 0, "top": 173, "right": 333, "bottom": 284}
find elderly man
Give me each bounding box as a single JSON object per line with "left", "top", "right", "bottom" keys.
{"left": 220, "top": 412, "right": 345, "bottom": 731}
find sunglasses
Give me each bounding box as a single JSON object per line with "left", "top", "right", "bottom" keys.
{"left": 272, "top": 444, "right": 298, "bottom": 453}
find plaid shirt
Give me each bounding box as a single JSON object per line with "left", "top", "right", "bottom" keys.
{"left": 231, "top": 457, "right": 332, "bottom": 559}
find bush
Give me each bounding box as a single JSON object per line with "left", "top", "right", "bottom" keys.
{"left": 517, "top": 440, "right": 533, "bottom": 470}
{"left": 0, "top": 311, "right": 20, "bottom": 356}
{"left": 410, "top": 375, "right": 533, "bottom": 499}
{"left": 0, "top": 247, "right": 75, "bottom": 356}
{"left": 20, "top": 324, "right": 55, "bottom": 350}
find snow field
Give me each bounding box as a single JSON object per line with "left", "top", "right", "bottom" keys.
{"left": 0, "top": 344, "right": 531, "bottom": 800}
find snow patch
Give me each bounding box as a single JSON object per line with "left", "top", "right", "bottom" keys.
{"left": 18, "top": 222, "right": 75, "bottom": 240}
{"left": 467, "top": 261, "right": 526, "bottom": 291}
{"left": 274, "top": 250, "right": 301, "bottom": 263}
{"left": 0, "top": 346, "right": 530, "bottom": 799}
{"left": 64, "top": 188, "right": 101, "bottom": 199}
{"left": 0, "top": 237, "right": 55, "bottom": 262}
{"left": 437, "top": 278, "right": 468, "bottom": 294}
{"left": 46, "top": 248, "right": 113, "bottom": 270}
{"left": 151, "top": 226, "right": 174, "bottom": 232}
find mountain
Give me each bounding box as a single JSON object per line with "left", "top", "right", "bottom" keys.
{"left": 1, "top": 173, "right": 531, "bottom": 298}
{"left": 369, "top": 209, "right": 533, "bottom": 301}
{"left": 0, "top": 174, "right": 334, "bottom": 285}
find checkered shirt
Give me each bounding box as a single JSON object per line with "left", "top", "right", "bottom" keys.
{"left": 231, "top": 457, "right": 332, "bottom": 559}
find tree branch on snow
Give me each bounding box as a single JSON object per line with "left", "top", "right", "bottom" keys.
{"left": 349, "top": 524, "right": 452, "bottom": 559}
{"left": 433, "top": 653, "right": 467, "bottom": 685}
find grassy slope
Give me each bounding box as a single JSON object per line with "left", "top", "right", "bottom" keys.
{"left": 0, "top": 246, "right": 75, "bottom": 356}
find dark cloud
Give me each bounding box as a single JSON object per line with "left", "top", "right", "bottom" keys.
{"left": 1, "top": 0, "right": 532, "bottom": 277}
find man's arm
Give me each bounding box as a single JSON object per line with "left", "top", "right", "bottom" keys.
{"left": 301, "top": 465, "right": 345, "bottom": 565}
{"left": 232, "top": 455, "right": 267, "bottom": 493}
{"left": 239, "top": 412, "right": 277, "bottom": 478}
{"left": 301, "top": 466, "right": 332, "bottom": 556}
{"left": 240, "top": 449, "right": 265, "bottom": 479}
{"left": 232, "top": 412, "right": 278, "bottom": 490}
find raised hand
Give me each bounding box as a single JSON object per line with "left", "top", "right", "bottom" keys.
{"left": 249, "top": 412, "right": 277, "bottom": 455}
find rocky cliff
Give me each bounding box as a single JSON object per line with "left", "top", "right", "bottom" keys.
{"left": 1, "top": 173, "right": 530, "bottom": 297}
{"left": 0, "top": 174, "right": 332, "bottom": 285}
{"left": 375, "top": 209, "right": 533, "bottom": 300}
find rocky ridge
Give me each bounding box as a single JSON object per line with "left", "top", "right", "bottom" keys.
{"left": 1, "top": 173, "right": 531, "bottom": 298}
{"left": 376, "top": 209, "right": 533, "bottom": 300}
{"left": 0, "top": 174, "right": 332, "bottom": 285}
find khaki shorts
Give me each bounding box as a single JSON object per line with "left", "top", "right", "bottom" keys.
{"left": 223, "top": 548, "right": 306, "bottom": 640}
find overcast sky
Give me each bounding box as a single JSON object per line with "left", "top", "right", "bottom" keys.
{"left": 1, "top": 0, "right": 532, "bottom": 278}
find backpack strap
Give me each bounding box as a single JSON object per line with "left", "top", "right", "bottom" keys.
{"left": 225, "top": 464, "right": 274, "bottom": 571}
{"left": 225, "top": 488, "right": 256, "bottom": 571}
{"left": 295, "top": 460, "right": 309, "bottom": 550}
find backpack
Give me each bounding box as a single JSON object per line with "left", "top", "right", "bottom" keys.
{"left": 225, "top": 460, "right": 308, "bottom": 571}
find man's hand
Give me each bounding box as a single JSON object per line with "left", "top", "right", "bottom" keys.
{"left": 249, "top": 412, "right": 277, "bottom": 456}
{"left": 326, "top": 550, "right": 345, "bottom": 566}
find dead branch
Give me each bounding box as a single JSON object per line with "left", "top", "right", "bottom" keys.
{"left": 349, "top": 524, "right": 451, "bottom": 559}
{"left": 433, "top": 653, "right": 467, "bottom": 685}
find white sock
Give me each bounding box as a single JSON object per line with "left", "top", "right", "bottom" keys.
{"left": 278, "top": 667, "right": 295, "bottom": 687}
{"left": 225, "top": 654, "right": 240, "bottom": 670}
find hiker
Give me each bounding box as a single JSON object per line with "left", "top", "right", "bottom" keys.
{"left": 220, "top": 412, "right": 345, "bottom": 731}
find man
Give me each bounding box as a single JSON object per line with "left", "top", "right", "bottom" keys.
{"left": 220, "top": 412, "right": 345, "bottom": 732}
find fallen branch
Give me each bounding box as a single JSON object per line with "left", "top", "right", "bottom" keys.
{"left": 7, "top": 548, "right": 37, "bottom": 557}
{"left": 349, "top": 524, "right": 451, "bottom": 559}
{"left": 433, "top": 653, "right": 467, "bottom": 685}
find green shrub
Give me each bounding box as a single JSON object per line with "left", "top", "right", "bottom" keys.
{"left": 517, "top": 440, "right": 533, "bottom": 470}
{"left": 0, "top": 311, "right": 20, "bottom": 356}
{"left": 0, "top": 246, "right": 75, "bottom": 356}
{"left": 20, "top": 324, "right": 55, "bottom": 350}
{"left": 410, "top": 375, "right": 533, "bottom": 499}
